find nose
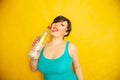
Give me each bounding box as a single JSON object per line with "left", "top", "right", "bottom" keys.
{"left": 54, "top": 23, "right": 59, "bottom": 27}
{"left": 52, "top": 23, "right": 59, "bottom": 29}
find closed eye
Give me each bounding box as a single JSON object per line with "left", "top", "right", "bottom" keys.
{"left": 61, "top": 24, "right": 65, "bottom": 27}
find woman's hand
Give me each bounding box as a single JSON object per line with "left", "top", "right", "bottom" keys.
{"left": 32, "top": 36, "right": 40, "bottom": 47}
{"left": 31, "top": 36, "right": 41, "bottom": 59}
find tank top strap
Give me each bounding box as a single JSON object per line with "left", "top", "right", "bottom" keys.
{"left": 64, "top": 41, "right": 70, "bottom": 56}
{"left": 66, "top": 41, "right": 70, "bottom": 50}
{"left": 64, "top": 41, "right": 73, "bottom": 60}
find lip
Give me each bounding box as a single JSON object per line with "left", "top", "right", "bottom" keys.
{"left": 51, "top": 26, "right": 58, "bottom": 32}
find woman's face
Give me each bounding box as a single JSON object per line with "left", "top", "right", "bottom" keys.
{"left": 51, "top": 21, "right": 68, "bottom": 38}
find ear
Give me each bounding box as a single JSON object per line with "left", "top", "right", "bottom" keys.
{"left": 64, "top": 32, "right": 68, "bottom": 36}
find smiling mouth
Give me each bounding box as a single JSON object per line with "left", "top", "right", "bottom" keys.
{"left": 52, "top": 27, "right": 58, "bottom": 32}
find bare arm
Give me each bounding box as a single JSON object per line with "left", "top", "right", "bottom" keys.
{"left": 69, "top": 43, "right": 84, "bottom": 80}
{"left": 30, "top": 36, "right": 40, "bottom": 72}
{"left": 30, "top": 59, "right": 39, "bottom": 71}
{"left": 29, "top": 37, "right": 48, "bottom": 72}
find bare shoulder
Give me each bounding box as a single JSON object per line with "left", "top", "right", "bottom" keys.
{"left": 69, "top": 42, "right": 78, "bottom": 50}
{"left": 68, "top": 42, "right": 78, "bottom": 57}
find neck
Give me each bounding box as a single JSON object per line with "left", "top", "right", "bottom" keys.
{"left": 51, "top": 37, "right": 64, "bottom": 46}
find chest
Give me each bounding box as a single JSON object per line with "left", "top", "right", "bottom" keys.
{"left": 44, "top": 44, "right": 66, "bottom": 59}
{"left": 38, "top": 54, "right": 73, "bottom": 74}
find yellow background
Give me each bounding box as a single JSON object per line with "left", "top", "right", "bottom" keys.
{"left": 0, "top": 0, "right": 120, "bottom": 80}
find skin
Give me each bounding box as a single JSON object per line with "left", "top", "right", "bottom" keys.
{"left": 30, "top": 21, "right": 84, "bottom": 80}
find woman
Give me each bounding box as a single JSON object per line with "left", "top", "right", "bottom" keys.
{"left": 30, "top": 16, "right": 83, "bottom": 80}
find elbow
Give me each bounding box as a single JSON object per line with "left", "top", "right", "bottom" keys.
{"left": 30, "top": 64, "right": 38, "bottom": 72}
{"left": 30, "top": 59, "right": 38, "bottom": 72}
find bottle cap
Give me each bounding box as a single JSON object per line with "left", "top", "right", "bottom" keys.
{"left": 48, "top": 26, "right": 51, "bottom": 29}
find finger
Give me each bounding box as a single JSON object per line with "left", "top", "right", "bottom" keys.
{"left": 32, "top": 39, "right": 39, "bottom": 47}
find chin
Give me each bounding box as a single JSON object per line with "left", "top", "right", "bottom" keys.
{"left": 51, "top": 32, "right": 64, "bottom": 38}
{"left": 51, "top": 34, "right": 58, "bottom": 38}
{"left": 51, "top": 32, "right": 57, "bottom": 36}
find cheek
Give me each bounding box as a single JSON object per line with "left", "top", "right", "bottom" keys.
{"left": 61, "top": 27, "right": 67, "bottom": 33}
{"left": 59, "top": 29, "right": 67, "bottom": 35}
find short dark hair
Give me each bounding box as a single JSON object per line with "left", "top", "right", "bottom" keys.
{"left": 51, "top": 16, "right": 72, "bottom": 37}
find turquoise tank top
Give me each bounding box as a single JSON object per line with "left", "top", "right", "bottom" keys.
{"left": 38, "top": 42, "right": 78, "bottom": 80}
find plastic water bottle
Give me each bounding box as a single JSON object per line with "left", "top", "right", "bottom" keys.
{"left": 29, "top": 26, "right": 51, "bottom": 59}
